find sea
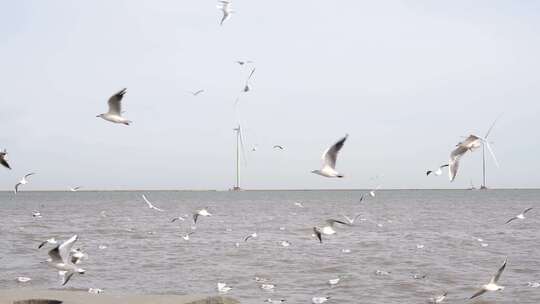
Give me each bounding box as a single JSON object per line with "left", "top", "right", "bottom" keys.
{"left": 0, "top": 190, "right": 539, "bottom": 303}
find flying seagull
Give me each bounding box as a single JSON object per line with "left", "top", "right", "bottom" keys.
{"left": 47, "top": 235, "right": 86, "bottom": 286}
{"left": 217, "top": 0, "right": 233, "bottom": 25}
{"left": 141, "top": 195, "right": 164, "bottom": 212}
{"left": 273, "top": 145, "right": 284, "bottom": 150}
{"left": 236, "top": 60, "right": 253, "bottom": 66}
{"left": 449, "top": 134, "right": 498, "bottom": 181}
{"left": 187, "top": 89, "right": 205, "bottom": 96}
{"left": 181, "top": 232, "right": 194, "bottom": 241}
{"left": 70, "top": 186, "right": 81, "bottom": 192}
{"left": 428, "top": 291, "right": 447, "bottom": 303}
{"left": 469, "top": 257, "right": 507, "bottom": 299}
{"left": 505, "top": 208, "right": 533, "bottom": 224}
{"left": 312, "top": 134, "right": 348, "bottom": 178}
{"left": 313, "top": 219, "right": 351, "bottom": 243}
{"left": 217, "top": 282, "right": 232, "bottom": 293}
{"left": 426, "top": 164, "right": 449, "bottom": 176}
{"left": 244, "top": 232, "right": 258, "bottom": 242}
{"left": 171, "top": 216, "right": 186, "bottom": 222}
{"left": 14, "top": 173, "right": 35, "bottom": 193}
{"left": 32, "top": 210, "right": 42, "bottom": 218}
{"left": 193, "top": 208, "right": 212, "bottom": 224}
{"left": 0, "top": 149, "right": 11, "bottom": 169}
{"left": 96, "top": 88, "right": 132, "bottom": 125}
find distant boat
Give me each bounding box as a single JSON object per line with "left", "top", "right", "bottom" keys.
{"left": 469, "top": 180, "right": 477, "bottom": 190}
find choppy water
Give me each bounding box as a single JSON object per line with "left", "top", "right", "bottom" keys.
{"left": 1, "top": 190, "right": 539, "bottom": 303}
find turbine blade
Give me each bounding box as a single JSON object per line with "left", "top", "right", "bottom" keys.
{"left": 485, "top": 113, "right": 503, "bottom": 139}
{"left": 485, "top": 141, "right": 500, "bottom": 168}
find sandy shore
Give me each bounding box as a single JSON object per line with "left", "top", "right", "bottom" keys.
{"left": 0, "top": 289, "right": 239, "bottom": 304}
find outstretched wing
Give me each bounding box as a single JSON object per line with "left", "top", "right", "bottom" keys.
{"left": 523, "top": 207, "right": 533, "bottom": 214}
{"left": 313, "top": 227, "right": 322, "bottom": 243}
{"left": 322, "top": 135, "right": 348, "bottom": 169}
{"left": 449, "top": 146, "right": 468, "bottom": 181}
{"left": 505, "top": 216, "right": 517, "bottom": 224}
{"left": 58, "top": 235, "right": 78, "bottom": 263}
{"left": 469, "top": 288, "right": 487, "bottom": 299}
{"left": 107, "top": 88, "right": 127, "bottom": 115}
{"left": 490, "top": 257, "right": 507, "bottom": 284}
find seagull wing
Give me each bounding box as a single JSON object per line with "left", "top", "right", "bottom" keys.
{"left": 14, "top": 183, "right": 21, "bottom": 193}
{"left": 194, "top": 90, "right": 204, "bottom": 96}
{"left": 152, "top": 206, "right": 164, "bottom": 212}
{"left": 469, "top": 288, "right": 487, "bottom": 300}
{"left": 322, "top": 135, "right": 348, "bottom": 169}
{"left": 426, "top": 170, "right": 433, "bottom": 176}
{"left": 25, "top": 172, "right": 35, "bottom": 179}
{"left": 220, "top": 10, "right": 230, "bottom": 25}
{"left": 61, "top": 271, "right": 75, "bottom": 286}
{"left": 58, "top": 235, "right": 78, "bottom": 263}
{"left": 142, "top": 195, "right": 153, "bottom": 208}
{"left": 48, "top": 246, "right": 63, "bottom": 263}
{"left": 247, "top": 68, "right": 256, "bottom": 81}
{"left": 193, "top": 213, "right": 199, "bottom": 224}
{"left": 326, "top": 219, "right": 351, "bottom": 226}
{"left": 505, "top": 216, "right": 518, "bottom": 224}
{"left": 313, "top": 227, "right": 322, "bottom": 243}
{"left": 523, "top": 207, "right": 533, "bottom": 214}
{"left": 107, "top": 88, "right": 127, "bottom": 115}
{"left": 0, "top": 157, "right": 10, "bottom": 169}
{"left": 449, "top": 146, "right": 468, "bottom": 181}
{"left": 38, "top": 240, "right": 48, "bottom": 249}
{"left": 490, "top": 257, "right": 507, "bottom": 284}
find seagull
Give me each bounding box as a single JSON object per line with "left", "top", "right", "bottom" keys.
{"left": 279, "top": 240, "right": 291, "bottom": 247}
{"left": 313, "top": 219, "right": 351, "bottom": 243}
{"left": 181, "top": 232, "right": 194, "bottom": 241}
{"left": 505, "top": 207, "right": 533, "bottom": 224}
{"left": 193, "top": 208, "right": 212, "bottom": 224}
{"left": 217, "top": 282, "right": 232, "bottom": 293}
{"left": 260, "top": 284, "right": 275, "bottom": 291}
{"left": 426, "top": 164, "right": 449, "bottom": 176}
{"left": 236, "top": 60, "right": 253, "bottom": 66}
{"left": 96, "top": 88, "right": 132, "bottom": 125}
{"left": 369, "top": 185, "right": 381, "bottom": 197}
{"left": 244, "top": 232, "right": 258, "bottom": 242}
{"left": 47, "top": 235, "right": 86, "bottom": 286}
{"left": 341, "top": 214, "right": 361, "bottom": 225}
{"left": 449, "top": 134, "right": 498, "bottom": 181}
{"left": 328, "top": 278, "right": 340, "bottom": 286}
{"left": 32, "top": 211, "right": 42, "bottom": 218}
{"left": 88, "top": 288, "right": 104, "bottom": 294}
{"left": 14, "top": 173, "right": 35, "bottom": 193}
{"left": 273, "top": 145, "right": 284, "bottom": 150}
{"left": 312, "top": 296, "right": 330, "bottom": 304}
{"left": 294, "top": 202, "right": 304, "bottom": 208}
{"left": 0, "top": 149, "right": 11, "bottom": 169}
{"left": 171, "top": 216, "right": 186, "bottom": 222}
{"left": 243, "top": 68, "right": 256, "bottom": 92}
{"left": 428, "top": 291, "right": 447, "bottom": 303}
{"left": 16, "top": 277, "right": 31, "bottom": 283}
{"left": 469, "top": 257, "right": 507, "bottom": 299}
{"left": 251, "top": 146, "right": 258, "bottom": 152}
{"left": 187, "top": 89, "right": 205, "bottom": 96}
{"left": 217, "top": 0, "right": 233, "bottom": 26}
{"left": 70, "top": 186, "right": 81, "bottom": 192}
{"left": 527, "top": 282, "right": 540, "bottom": 288}
{"left": 265, "top": 299, "right": 285, "bottom": 303}
{"left": 312, "top": 135, "right": 348, "bottom": 178}
{"left": 38, "top": 238, "right": 58, "bottom": 249}
{"left": 141, "top": 194, "right": 164, "bottom": 212}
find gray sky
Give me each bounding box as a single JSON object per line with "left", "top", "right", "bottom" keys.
{"left": 1, "top": 0, "right": 539, "bottom": 190}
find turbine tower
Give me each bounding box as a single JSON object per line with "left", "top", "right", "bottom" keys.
{"left": 480, "top": 116, "right": 501, "bottom": 190}
{"left": 232, "top": 124, "right": 246, "bottom": 191}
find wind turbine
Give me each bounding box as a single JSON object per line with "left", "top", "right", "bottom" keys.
{"left": 480, "top": 116, "right": 501, "bottom": 190}
{"left": 232, "top": 124, "right": 247, "bottom": 191}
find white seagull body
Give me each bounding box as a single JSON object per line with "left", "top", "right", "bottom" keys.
{"left": 312, "top": 135, "right": 348, "bottom": 178}
{"left": 312, "top": 296, "right": 330, "bottom": 304}
{"left": 182, "top": 232, "right": 194, "bottom": 241}
{"left": 469, "top": 258, "right": 507, "bottom": 299}
{"left": 217, "top": 282, "right": 232, "bottom": 293}
{"left": 97, "top": 88, "right": 132, "bottom": 125}
{"left": 14, "top": 173, "right": 35, "bottom": 193}
{"left": 142, "top": 195, "right": 164, "bottom": 212}
{"left": 505, "top": 207, "right": 533, "bottom": 224}
{"left": 313, "top": 219, "right": 351, "bottom": 243}
{"left": 193, "top": 208, "right": 212, "bottom": 224}
{"left": 47, "top": 235, "right": 86, "bottom": 285}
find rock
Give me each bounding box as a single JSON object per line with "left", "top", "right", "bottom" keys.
{"left": 185, "top": 296, "right": 240, "bottom": 304}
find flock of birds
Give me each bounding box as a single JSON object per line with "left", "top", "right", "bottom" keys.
{"left": 1, "top": 1, "right": 535, "bottom": 303}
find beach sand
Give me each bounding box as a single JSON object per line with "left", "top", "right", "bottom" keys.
{"left": 0, "top": 289, "right": 240, "bottom": 304}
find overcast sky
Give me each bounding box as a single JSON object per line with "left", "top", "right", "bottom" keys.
{"left": 0, "top": 1, "right": 539, "bottom": 190}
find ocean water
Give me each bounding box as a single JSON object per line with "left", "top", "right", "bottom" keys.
{"left": 0, "top": 190, "right": 539, "bottom": 303}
